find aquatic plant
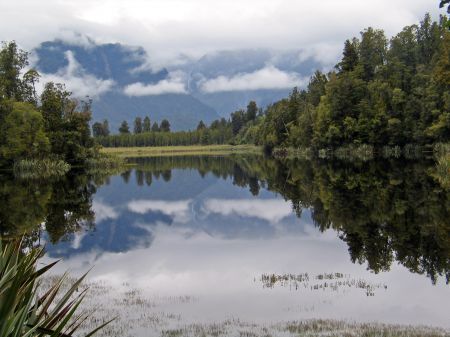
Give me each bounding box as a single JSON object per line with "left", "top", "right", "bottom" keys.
{"left": 333, "top": 144, "right": 374, "bottom": 161}
{"left": 13, "top": 159, "right": 70, "bottom": 179}
{"left": 434, "top": 154, "right": 450, "bottom": 188}
{"left": 0, "top": 239, "right": 113, "bottom": 337}
{"left": 433, "top": 142, "right": 450, "bottom": 157}
{"left": 381, "top": 145, "right": 402, "bottom": 158}
{"left": 84, "top": 154, "right": 127, "bottom": 170}
{"left": 259, "top": 273, "right": 387, "bottom": 297}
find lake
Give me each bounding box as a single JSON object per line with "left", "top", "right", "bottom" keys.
{"left": 1, "top": 155, "right": 449, "bottom": 336}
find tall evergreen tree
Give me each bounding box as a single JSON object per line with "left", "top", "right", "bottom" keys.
{"left": 151, "top": 122, "right": 160, "bottom": 132}
{"left": 143, "top": 116, "right": 151, "bottom": 132}
{"left": 119, "top": 120, "right": 130, "bottom": 134}
{"left": 102, "top": 119, "right": 110, "bottom": 136}
{"left": 134, "top": 117, "right": 143, "bottom": 134}
{"left": 339, "top": 39, "right": 359, "bottom": 72}
{"left": 246, "top": 101, "right": 258, "bottom": 121}
{"left": 160, "top": 119, "right": 171, "bottom": 132}
{"left": 197, "top": 120, "right": 206, "bottom": 130}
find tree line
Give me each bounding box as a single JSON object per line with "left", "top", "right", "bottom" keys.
{"left": 0, "top": 41, "right": 97, "bottom": 167}
{"left": 93, "top": 101, "right": 259, "bottom": 147}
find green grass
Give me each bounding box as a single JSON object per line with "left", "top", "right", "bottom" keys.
{"left": 100, "top": 145, "right": 261, "bottom": 158}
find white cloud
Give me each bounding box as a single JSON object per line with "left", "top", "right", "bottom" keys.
{"left": 202, "top": 199, "right": 292, "bottom": 223}
{"left": 199, "top": 66, "right": 308, "bottom": 93}
{"left": 0, "top": 0, "right": 443, "bottom": 70}
{"left": 56, "top": 30, "right": 96, "bottom": 49}
{"left": 92, "top": 200, "right": 120, "bottom": 223}
{"left": 123, "top": 72, "right": 187, "bottom": 96}
{"left": 36, "top": 51, "right": 115, "bottom": 98}
{"left": 128, "top": 199, "right": 192, "bottom": 223}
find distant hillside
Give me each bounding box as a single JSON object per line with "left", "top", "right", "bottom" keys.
{"left": 34, "top": 40, "right": 321, "bottom": 129}
{"left": 33, "top": 40, "right": 220, "bottom": 131}
{"left": 179, "top": 48, "right": 322, "bottom": 116}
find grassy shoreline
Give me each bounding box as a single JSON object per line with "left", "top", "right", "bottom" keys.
{"left": 100, "top": 144, "right": 262, "bottom": 157}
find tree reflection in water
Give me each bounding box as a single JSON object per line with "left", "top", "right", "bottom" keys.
{"left": 1, "top": 155, "right": 448, "bottom": 284}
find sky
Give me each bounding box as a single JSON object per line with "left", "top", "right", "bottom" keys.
{"left": 0, "top": 0, "right": 445, "bottom": 66}
{"left": 0, "top": 0, "right": 446, "bottom": 96}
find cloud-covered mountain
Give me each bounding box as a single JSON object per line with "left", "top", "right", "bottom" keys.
{"left": 33, "top": 39, "right": 322, "bottom": 130}
{"left": 180, "top": 49, "right": 322, "bottom": 116}
{"left": 33, "top": 40, "right": 219, "bottom": 131}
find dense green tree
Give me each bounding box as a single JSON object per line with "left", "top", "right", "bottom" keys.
{"left": 119, "top": 120, "right": 130, "bottom": 134}
{"left": 254, "top": 14, "right": 449, "bottom": 151}
{"left": 92, "top": 119, "right": 110, "bottom": 137}
{"left": 231, "top": 110, "right": 245, "bottom": 136}
{"left": 1, "top": 102, "right": 49, "bottom": 160}
{"left": 359, "top": 27, "right": 387, "bottom": 81}
{"left": 92, "top": 122, "right": 104, "bottom": 138}
{"left": 151, "top": 122, "right": 160, "bottom": 132}
{"left": 143, "top": 116, "right": 151, "bottom": 132}
{"left": 160, "top": 119, "right": 171, "bottom": 132}
{"left": 338, "top": 39, "right": 359, "bottom": 72}
{"left": 0, "top": 41, "right": 98, "bottom": 168}
{"left": 0, "top": 41, "right": 30, "bottom": 101}
{"left": 102, "top": 119, "right": 110, "bottom": 136}
{"left": 134, "top": 117, "right": 143, "bottom": 134}
{"left": 246, "top": 101, "right": 258, "bottom": 121}
{"left": 197, "top": 120, "right": 206, "bottom": 130}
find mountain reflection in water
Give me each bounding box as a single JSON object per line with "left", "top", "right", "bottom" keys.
{"left": 1, "top": 155, "right": 449, "bottom": 330}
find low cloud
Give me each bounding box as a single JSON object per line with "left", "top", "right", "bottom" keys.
{"left": 124, "top": 72, "right": 187, "bottom": 96}
{"left": 92, "top": 200, "right": 120, "bottom": 223}
{"left": 128, "top": 199, "right": 192, "bottom": 223}
{"left": 202, "top": 199, "right": 292, "bottom": 223}
{"left": 37, "top": 51, "right": 115, "bottom": 98}
{"left": 199, "top": 66, "right": 308, "bottom": 93}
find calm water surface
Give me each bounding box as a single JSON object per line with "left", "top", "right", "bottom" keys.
{"left": 1, "top": 155, "right": 449, "bottom": 335}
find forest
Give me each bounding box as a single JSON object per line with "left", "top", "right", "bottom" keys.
{"left": 95, "top": 13, "right": 449, "bottom": 153}
{"left": 0, "top": 41, "right": 99, "bottom": 172}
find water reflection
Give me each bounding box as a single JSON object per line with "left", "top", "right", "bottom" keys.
{"left": 1, "top": 155, "right": 449, "bottom": 285}
{"left": 1, "top": 155, "right": 449, "bottom": 331}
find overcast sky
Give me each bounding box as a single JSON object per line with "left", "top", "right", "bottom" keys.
{"left": 0, "top": 0, "right": 445, "bottom": 67}
{"left": 0, "top": 0, "right": 446, "bottom": 97}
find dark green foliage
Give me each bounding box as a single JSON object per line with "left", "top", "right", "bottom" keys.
{"left": 119, "top": 120, "right": 130, "bottom": 134}
{"left": 253, "top": 14, "right": 450, "bottom": 151}
{"left": 197, "top": 120, "right": 206, "bottom": 130}
{"left": 160, "top": 119, "right": 171, "bottom": 132}
{"left": 151, "top": 122, "right": 160, "bottom": 132}
{"left": 143, "top": 116, "right": 151, "bottom": 132}
{"left": 92, "top": 120, "right": 110, "bottom": 137}
{"left": 0, "top": 42, "right": 97, "bottom": 168}
{"left": 231, "top": 110, "right": 245, "bottom": 136}
{"left": 246, "top": 101, "right": 258, "bottom": 121}
{"left": 338, "top": 39, "right": 359, "bottom": 72}
{"left": 1, "top": 102, "right": 49, "bottom": 160}
{"left": 134, "top": 117, "right": 143, "bottom": 134}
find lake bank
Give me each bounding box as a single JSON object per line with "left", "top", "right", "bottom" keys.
{"left": 100, "top": 144, "right": 262, "bottom": 157}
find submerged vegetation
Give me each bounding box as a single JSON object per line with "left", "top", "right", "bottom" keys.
{"left": 260, "top": 273, "right": 387, "bottom": 297}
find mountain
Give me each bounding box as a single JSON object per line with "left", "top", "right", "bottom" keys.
{"left": 34, "top": 40, "right": 321, "bottom": 130}
{"left": 33, "top": 40, "right": 220, "bottom": 131}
